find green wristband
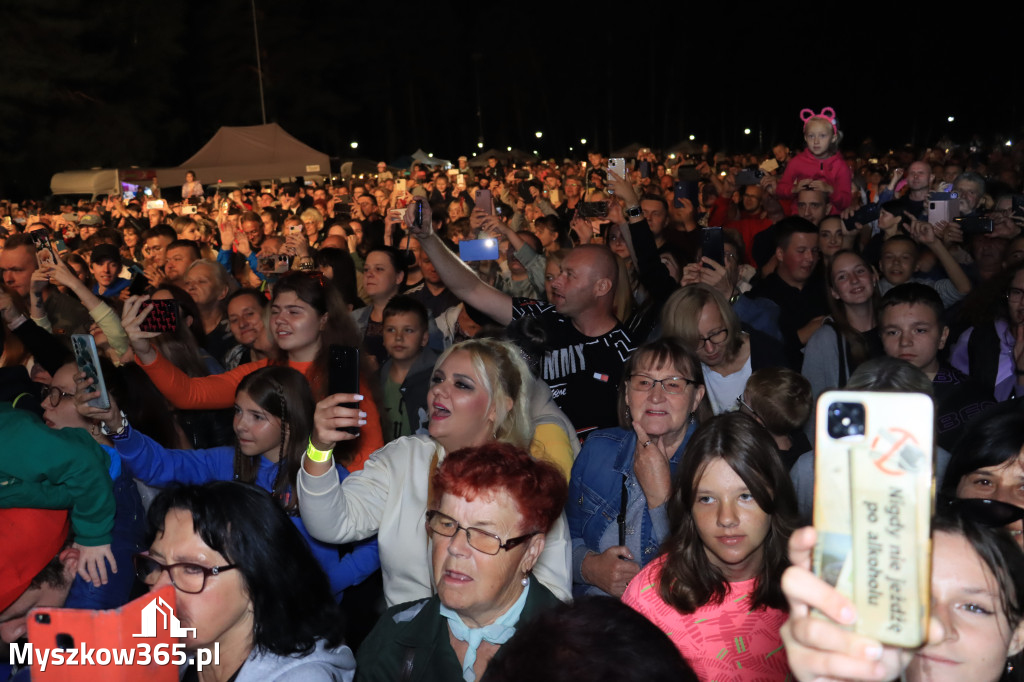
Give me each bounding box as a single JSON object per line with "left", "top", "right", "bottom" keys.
{"left": 306, "top": 438, "right": 333, "bottom": 463}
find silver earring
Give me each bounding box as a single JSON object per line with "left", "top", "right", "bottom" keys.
{"left": 689, "top": 411, "right": 696, "bottom": 424}
{"left": 521, "top": 576, "right": 529, "bottom": 587}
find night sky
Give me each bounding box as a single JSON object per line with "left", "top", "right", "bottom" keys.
{"left": 3, "top": 1, "right": 1022, "bottom": 198}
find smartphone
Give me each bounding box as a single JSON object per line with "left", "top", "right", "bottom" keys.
{"left": 181, "top": 205, "right": 197, "bottom": 215}
{"left": 413, "top": 200, "right": 423, "bottom": 229}
{"left": 128, "top": 272, "right": 151, "bottom": 296}
{"left": 458, "top": 238, "right": 500, "bottom": 261}
{"left": 30, "top": 232, "right": 57, "bottom": 266}
{"left": 673, "top": 180, "right": 699, "bottom": 209}
{"left": 288, "top": 223, "right": 303, "bottom": 235}
{"left": 476, "top": 189, "right": 494, "bottom": 215}
{"left": 547, "top": 188, "right": 561, "bottom": 205}
{"left": 608, "top": 157, "right": 627, "bottom": 181}
{"left": 956, "top": 215, "right": 994, "bottom": 235}
{"left": 927, "top": 191, "right": 960, "bottom": 224}
{"left": 328, "top": 345, "right": 360, "bottom": 435}
{"left": 638, "top": 160, "right": 651, "bottom": 179}
{"left": 701, "top": 227, "right": 725, "bottom": 266}
{"left": 735, "top": 169, "right": 765, "bottom": 186}
{"left": 759, "top": 158, "right": 780, "bottom": 174}
{"left": 27, "top": 585, "right": 180, "bottom": 682}
{"left": 71, "top": 334, "right": 110, "bottom": 410}
{"left": 139, "top": 299, "right": 179, "bottom": 333}
{"left": 812, "top": 390, "right": 934, "bottom": 648}
{"left": 456, "top": 174, "right": 467, "bottom": 189}
{"left": 394, "top": 179, "right": 407, "bottom": 195}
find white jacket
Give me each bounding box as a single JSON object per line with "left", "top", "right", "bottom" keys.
{"left": 297, "top": 435, "right": 572, "bottom": 607}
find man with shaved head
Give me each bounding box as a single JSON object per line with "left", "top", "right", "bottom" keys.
{"left": 408, "top": 208, "right": 635, "bottom": 437}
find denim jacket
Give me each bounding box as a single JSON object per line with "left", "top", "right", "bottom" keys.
{"left": 566, "top": 424, "right": 695, "bottom": 597}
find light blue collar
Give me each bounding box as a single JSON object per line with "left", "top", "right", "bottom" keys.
{"left": 439, "top": 578, "right": 530, "bottom": 682}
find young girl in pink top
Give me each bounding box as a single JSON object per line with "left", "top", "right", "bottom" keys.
{"left": 622, "top": 412, "right": 798, "bottom": 681}
{"left": 776, "top": 107, "right": 853, "bottom": 214}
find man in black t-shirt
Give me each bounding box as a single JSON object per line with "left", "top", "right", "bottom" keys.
{"left": 407, "top": 205, "right": 635, "bottom": 436}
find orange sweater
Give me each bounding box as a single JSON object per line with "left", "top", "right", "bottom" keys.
{"left": 139, "top": 351, "right": 384, "bottom": 471}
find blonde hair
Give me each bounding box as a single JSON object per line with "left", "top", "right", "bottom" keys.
{"left": 660, "top": 284, "right": 743, "bottom": 361}
{"left": 433, "top": 338, "right": 532, "bottom": 448}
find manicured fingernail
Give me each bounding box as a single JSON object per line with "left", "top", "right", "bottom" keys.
{"left": 354, "top": 394, "right": 364, "bottom": 401}
{"left": 358, "top": 419, "right": 366, "bottom": 426}
{"left": 359, "top": 411, "right": 367, "bottom": 418}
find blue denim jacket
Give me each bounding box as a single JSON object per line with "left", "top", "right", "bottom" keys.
{"left": 566, "top": 424, "right": 695, "bottom": 597}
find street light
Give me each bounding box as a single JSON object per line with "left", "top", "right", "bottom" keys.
{"left": 580, "top": 138, "right": 587, "bottom": 145}
{"left": 743, "top": 128, "right": 751, "bottom": 135}
{"left": 350, "top": 141, "right": 358, "bottom": 149}
{"left": 535, "top": 131, "right": 543, "bottom": 139}
{"left": 947, "top": 116, "right": 955, "bottom": 123}
{"left": 689, "top": 135, "right": 695, "bottom": 141}
{"left": 477, "top": 142, "right": 484, "bottom": 148}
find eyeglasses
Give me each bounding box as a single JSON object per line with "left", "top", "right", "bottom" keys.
{"left": 627, "top": 374, "right": 697, "bottom": 395}
{"left": 41, "top": 385, "right": 75, "bottom": 408}
{"left": 425, "top": 510, "right": 537, "bottom": 555}
{"left": 132, "top": 553, "right": 238, "bottom": 594}
{"left": 1006, "top": 287, "right": 1024, "bottom": 301}
{"left": 735, "top": 394, "right": 761, "bottom": 420}
{"left": 697, "top": 328, "right": 728, "bottom": 347}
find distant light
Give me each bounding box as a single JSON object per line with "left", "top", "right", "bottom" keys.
{"left": 569, "top": 146, "right": 574, "bottom": 151}
{"left": 472, "top": 152, "right": 477, "bottom": 157}
{"left": 477, "top": 142, "right": 483, "bottom": 148}
{"left": 668, "top": 153, "right": 677, "bottom": 159}
{"left": 947, "top": 116, "right": 955, "bottom": 123}
{"left": 743, "top": 128, "right": 751, "bottom": 135}
{"left": 350, "top": 141, "right": 358, "bottom": 149}
{"left": 507, "top": 146, "right": 512, "bottom": 151}
{"left": 535, "top": 131, "right": 543, "bottom": 139}
{"left": 580, "top": 138, "right": 587, "bottom": 145}
{"left": 428, "top": 153, "right": 433, "bottom": 157}
{"left": 689, "top": 135, "right": 695, "bottom": 141}
{"left": 532, "top": 150, "right": 538, "bottom": 155}
{"left": 1007, "top": 139, "right": 1014, "bottom": 147}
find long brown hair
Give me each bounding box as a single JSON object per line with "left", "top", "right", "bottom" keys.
{"left": 658, "top": 412, "right": 797, "bottom": 613}
{"left": 233, "top": 366, "right": 314, "bottom": 514}
{"left": 825, "top": 249, "right": 880, "bottom": 368}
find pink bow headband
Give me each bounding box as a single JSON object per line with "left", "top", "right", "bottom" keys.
{"left": 800, "top": 107, "right": 837, "bottom": 134}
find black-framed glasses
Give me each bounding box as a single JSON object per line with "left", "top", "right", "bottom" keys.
{"left": 627, "top": 374, "right": 696, "bottom": 395}
{"left": 698, "top": 328, "right": 728, "bottom": 347}
{"left": 425, "top": 510, "right": 538, "bottom": 555}
{"left": 942, "top": 496, "right": 1024, "bottom": 527}
{"left": 41, "top": 385, "right": 75, "bottom": 408}
{"left": 1006, "top": 287, "right": 1024, "bottom": 301}
{"left": 133, "top": 553, "right": 238, "bottom": 595}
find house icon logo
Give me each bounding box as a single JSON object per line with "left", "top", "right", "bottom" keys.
{"left": 133, "top": 596, "right": 197, "bottom": 638}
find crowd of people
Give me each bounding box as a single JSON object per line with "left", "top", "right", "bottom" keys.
{"left": 2, "top": 106, "right": 1024, "bottom": 681}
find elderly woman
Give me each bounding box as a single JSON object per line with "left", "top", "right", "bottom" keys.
{"left": 355, "top": 443, "right": 567, "bottom": 682}
{"left": 298, "top": 338, "right": 572, "bottom": 606}
{"left": 135, "top": 482, "right": 354, "bottom": 681}
{"left": 567, "top": 338, "right": 710, "bottom": 598}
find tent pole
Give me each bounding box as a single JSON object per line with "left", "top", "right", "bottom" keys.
{"left": 251, "top": 0, "right": 267, "bottom": 125}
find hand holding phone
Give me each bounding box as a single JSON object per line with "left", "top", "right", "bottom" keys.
{"left": 328, "top": 345, "right": 361, "bottom": 436}
{"left": 71, "top": 334, "right": 110, "bottom": 410}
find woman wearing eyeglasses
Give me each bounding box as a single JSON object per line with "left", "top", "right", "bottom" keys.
{"left": 660, "top": 284, "right": 786, "bottom": 415}
{"left": 135, "top": 481, "right": 354, "bottom": 681}
{"left": 566, "top": 338, "right": 712, "bottom": 598}
{"left": 356, "top": 443, "right": 566, "bottom": 682}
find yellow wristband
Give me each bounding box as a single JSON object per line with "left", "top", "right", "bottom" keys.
{"left": 306, "top": 438, "right": 333, "bottom": 463}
